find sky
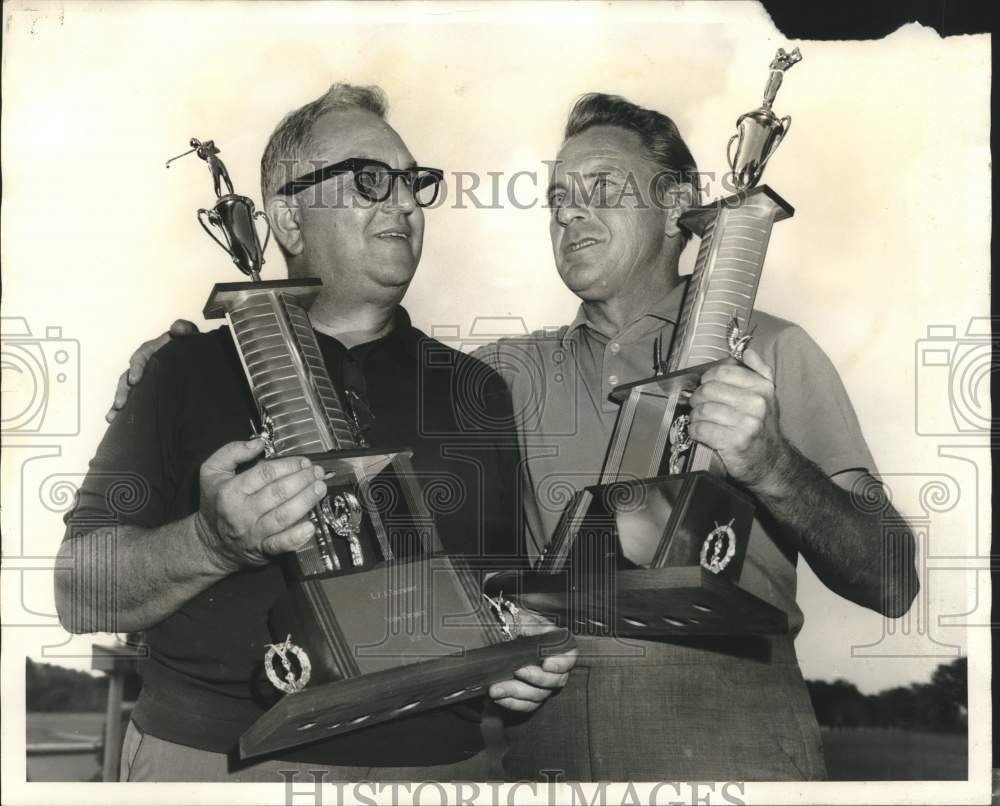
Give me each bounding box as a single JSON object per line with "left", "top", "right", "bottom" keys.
{"left": 1, "top": 0, "right": 990, "bottom": 712}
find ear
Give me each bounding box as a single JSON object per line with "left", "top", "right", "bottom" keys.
{"left": 267, "top": 196, "right": 304, "bottom": 257}
{"left": 662, "top": 181, "right": 697, "bottom": 240}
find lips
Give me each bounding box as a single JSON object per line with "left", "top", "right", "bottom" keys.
{"left": 375, "top": 227, "right": 411, "bottom": 242}
{"left": 564, "top": 236, "right": 600, "bottom": 254}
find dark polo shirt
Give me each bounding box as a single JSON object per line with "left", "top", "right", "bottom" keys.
{"left": 64, "top": 308, "right": 521, "bottom": 766}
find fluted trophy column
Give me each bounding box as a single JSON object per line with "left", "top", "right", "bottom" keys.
{"left": 171, "top": 139, "right": 382, "bottom": 575}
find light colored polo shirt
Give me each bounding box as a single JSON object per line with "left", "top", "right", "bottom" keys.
{"left": 474, "top": 280, "right": 877, "bottom": 636}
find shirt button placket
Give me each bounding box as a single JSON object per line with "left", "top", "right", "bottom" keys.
{"left": 606, "top": 341, "right": 621, "bottom": 396}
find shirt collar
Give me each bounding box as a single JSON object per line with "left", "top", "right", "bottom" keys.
{"left": 315, "top": 305, "right": 417, "bottom": 359}
{"left": 560, "top": 279, "right": 688, "bottom": 347}
{"left": 386, "top": 305, "right": 417, "bottom": 356}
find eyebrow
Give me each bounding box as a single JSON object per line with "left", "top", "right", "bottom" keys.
{"left": 582, "top": 163, "right": 625, "bottom": 176}
{"left": 356, "top": 155, "right": 419, "bottom": 170}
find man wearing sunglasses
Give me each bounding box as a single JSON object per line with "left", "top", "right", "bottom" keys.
{"left": 58, "top": 83, "right": 575, "bottom": 782}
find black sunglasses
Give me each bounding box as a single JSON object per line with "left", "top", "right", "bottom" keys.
{"left": 278, "top": 158, "right": 444, "bottom": 207}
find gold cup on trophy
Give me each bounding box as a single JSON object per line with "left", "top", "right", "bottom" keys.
{"left": 727, "top": 47, "right": 802, "bottom": 190}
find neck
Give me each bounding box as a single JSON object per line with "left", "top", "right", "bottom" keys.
{"left": 581, "top": 263, "right": 682, "bottom": 338}
{"left": 308, "top": 294, "right": 399, "bottom": 348}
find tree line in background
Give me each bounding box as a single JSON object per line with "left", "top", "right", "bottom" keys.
{"left": 27, "top": 655, "right": 968, "bottom": 733}
{"left": 806, "top": 657, "right": 967, "bottom": 733}
{"left": 25, "top": 658, "right": 139, "bottom": 712}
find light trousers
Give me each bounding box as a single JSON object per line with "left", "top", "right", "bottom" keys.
{"left": 119, "top": 719, "right": 504, "bottom": 782}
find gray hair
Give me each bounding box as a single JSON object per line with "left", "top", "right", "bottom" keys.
{"left": 260, "top": 82, "right": 388, "bottom": 203}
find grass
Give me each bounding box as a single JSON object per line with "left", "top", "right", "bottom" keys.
{"left": 26, "top": 712, "right": 105, "bottom": 782}
{"left": 27, "top": 711, "right": 105, "bottom": 743}
{"left": 821, "top": 727, "right": 967, "bottom": 780}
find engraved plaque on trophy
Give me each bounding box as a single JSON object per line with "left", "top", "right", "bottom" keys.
{"left": 487, "top": 49, "right": 803, "bottom": 639}
{"left": 169, "top": 139, "right": 569, "bottom": 759}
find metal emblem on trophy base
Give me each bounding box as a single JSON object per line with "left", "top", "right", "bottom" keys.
{"left": 487, "top": 49, "right": 803, "bottom": 639}
{"left": 170, "top": 140, "right": 570, "bottom": 760}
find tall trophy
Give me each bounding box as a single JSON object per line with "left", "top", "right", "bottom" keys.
{"left": 168, "top": 139, "right": 568, "bottom": 759}
{"left": 487, "top": 48, "right": 803, "bottom": 638}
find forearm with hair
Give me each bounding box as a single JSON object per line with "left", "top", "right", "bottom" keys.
{"left": 55, "top": 513, "right": 234, "bottom": 634}
{"left": 752, "top": 445, "right": 919, "bottom": 618}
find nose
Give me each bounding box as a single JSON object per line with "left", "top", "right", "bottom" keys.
{"left": 382, "top": 175, "right": 417, "bottom": 214}
{"left": 554, "top": 195, "right": 588, "bottom": 227}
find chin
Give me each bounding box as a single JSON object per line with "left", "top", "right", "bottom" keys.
{"left": 558, "top": 262, "right": 606, "bottom": 297}
{"left": 372, "top": 262, "right": 417, "bottom": 291}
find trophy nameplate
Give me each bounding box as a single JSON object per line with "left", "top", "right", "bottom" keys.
{"left": 487, "top": 51, "right": 803, "bottom": 639}
{"left": 170, "top": 139, "right": 570, "bottom": 759}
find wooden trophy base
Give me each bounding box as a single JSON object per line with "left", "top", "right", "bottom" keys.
{"left": 487, "top": 472, "right": 788, "bottom": 640}
{"left": 239, "top": 554, "right": 573, "bottom": 759}
{"left": 239, "top": 629, "right": 568, "bottom": 759}
{"left": 485, "top": 567, "right": 787, "bottom": 640}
